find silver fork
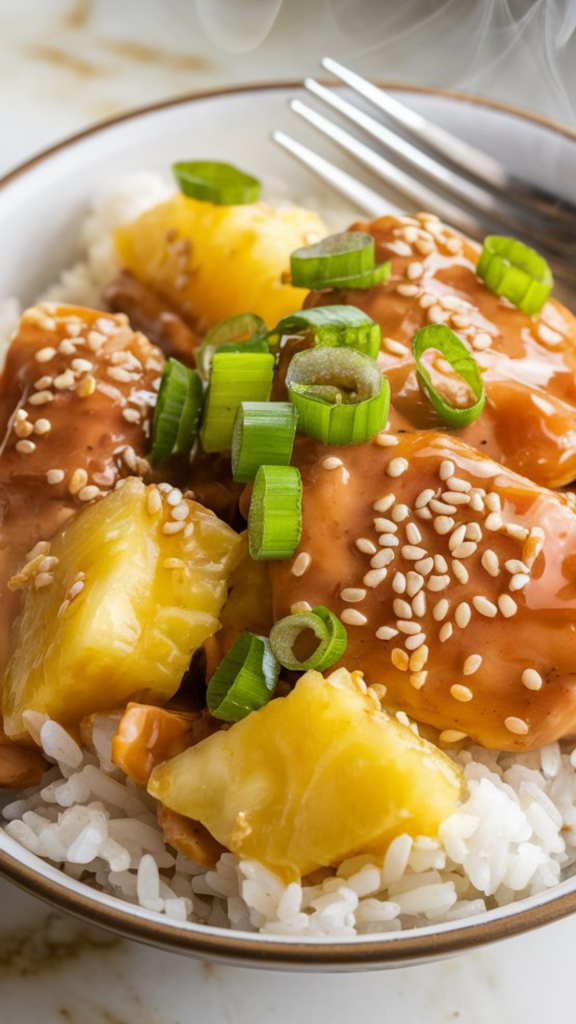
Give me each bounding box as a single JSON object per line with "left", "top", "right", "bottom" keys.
{"left": 272, "top": 57, "right": 576, "bottom": 291}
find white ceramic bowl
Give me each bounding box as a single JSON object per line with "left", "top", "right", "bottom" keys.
{"left": 1, "top": 82, "right": 576, "bottom": 970}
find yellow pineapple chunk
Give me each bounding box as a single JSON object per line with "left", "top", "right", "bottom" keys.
{"left": 3, "top": 479, "right": 241, "bottom": 739}
{"left": 114, "top": 194, "right": 327, "bottom": 331}
{"left": 148, "top": 669, "right": 462, "bottom": 880}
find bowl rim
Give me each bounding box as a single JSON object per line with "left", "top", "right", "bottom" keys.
{"left": 1, "top": 78, "right": 576, "bottom": 969}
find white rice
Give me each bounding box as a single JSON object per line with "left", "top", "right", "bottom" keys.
{"left": 2, "top": 173, "right": 576, "bottom": 937}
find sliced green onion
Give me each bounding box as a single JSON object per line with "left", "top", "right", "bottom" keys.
{"left": 412, "top": 324, "right": 486, "bottom": 428}
{"left": 232, "top": 402, "right": 298, "bottom": 483}
{"left": 151, "top": 358, "right": 204, "bottom": 464}
{"left": 248, "top": 465, "right": 302, "bottom": 560}
{"left": 269, "top": 305, "right": 381, "bottom": 360}
{"left": 206, "top": 632, "right": 280, "bottom": 722}
{"left": 200, "top": 351, "right": 274, "bottom": 453}
{"left": 269, "top": 605, "right": 347, "bottom": 672}
{"left": 173, "top": 161, "right": 261, "bottom": 206}
{"left": 290, "top": 232, "right": 391, "bottom": 291}
{"left": 286, "top": 347, "right": 389, "bottom": 445}
{"left": 476, "top": 235, "right": 553, "bottom": 315}
{"left": 197, "top": 313, "right": 269, "bottom": 382}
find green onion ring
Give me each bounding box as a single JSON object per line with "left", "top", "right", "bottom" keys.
{"left": 286, "top": 347, "right": 390, "bottom": 444}
{"left": 197, "top": 313, "right": 269, "bottom": 382}
{"left": 248, "top": 465, "right": 302, "bottom": 560}
{"left": 232, "top": 402, "right": 298, "bottom": 483}
{"left": 290, "top": 231, "right": 390, "bottom": 291}
{"left": 412, "top": 324, "right": 486, "bottom": 428}
{"left": 200, "top": 350, "right": 274, "bottom": 453}
{"left": 173, "top": 161, "right": 261, "bottom": 206}
{"left": 151, "top": 358, "right": 204, "bottom": 465}
{"left": 476, "top": 235, "right": 553, "bottom": 315}
{"left": 206, "top": 632, "right": 280, "bottom": 722}
{"left": 269, "top": 305, "right": 381, "bottom": 360}
{"left": 269, "top": 605, "right": 347, "bottom": 672}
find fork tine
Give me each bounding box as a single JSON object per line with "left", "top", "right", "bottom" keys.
{"left": 304, "top": 77, "right": 570, "bottom": 250}
{"left": 271, "top": 131, "right": 397, "bottom": 218}
{"left": 289, "top": 99, "right": 481, "bottom": 239}
{"left": 322, "top": 56, "right": 576, "bottom": 229}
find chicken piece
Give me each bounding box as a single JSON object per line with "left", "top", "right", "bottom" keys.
{"left": 307, "top": 214, "right": 576, "bottom": 489}
{"left": 269, "top": 432, "right": 576, "bottom": 752}
{"left": 112, "top": 702, "right": 220, "bottom": 786}
{"left": 157, "top": 806, "right": 225, "bottom": 869}
{"left": 0, "top": 723, "right": 48, "bottom": 788}
{"left": 104, "top": 270, "right": 200, "bottom": 366}
{"left": 0, "top": 303, "right": 163, "bottom": 677}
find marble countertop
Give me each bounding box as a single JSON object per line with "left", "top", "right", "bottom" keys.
{"left": 2, "top": 2, "right": 576, "bottom": 1020}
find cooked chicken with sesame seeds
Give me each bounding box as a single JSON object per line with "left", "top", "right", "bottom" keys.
{"left": 307, "top": 213, "right": 576, "bottom": 489}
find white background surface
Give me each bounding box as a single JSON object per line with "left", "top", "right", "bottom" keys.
{"left": 1, "top": 2, "right": 576, "bottom": 1021}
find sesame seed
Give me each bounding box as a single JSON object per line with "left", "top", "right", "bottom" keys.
{"left": 69, "top": 469, "right": 88, "bottom": 495}
{"left": 379, "top": 534, "right": 400, "bottom": 548}
{"left": 38, "top": 556, "right": 58, "bottom": 572}
{"left": 434, "top": 516, "right": 455, "bottom": 535}
{"left": 382, "top": 337, "right": 409, "bottom": 356}
{"left": 428, "top": 305, "right": 449, "bottom": 323}
{"left": 410, "top": 671, "right": 428, "bottom": 690}
{"left": 406, "top": 261, "right": 424, "bottom": 280}
{"left": 397, "top": 621, "right": 421, "bottom": 635}
{"left": 402, "top": 226, "right": 420, "bottom": 243}
{"left": 58, "top": 340, "right": 76, "bottom": 356}
{"left": 402, "top": 545, "right": 428, "bottom": 560}
{"left": 392, "top": 572, "right": 407, "bottom": 594}
{"left": 162, "top": 521, "right": 186, "bottom": 535}
{"left": 341, "top": 608, "right": 367, "bottom": 626}
{"left": 505, "top": 559, "right": 529, "bottom": 575}
{"left": 465, "top": 523, "right": 482, "bottom": 542}
{"left": 34, "top": 572, "right": 53, "bottom": 589}
{"left": 35, "top": 346, "right": 56, "bottom": 363}
{"left": 376, "top": 626, "right": 399, "bottom": 641}
{"left": 374, "top": 431, "right": 400, "bottom": 447}
{"left": 391, "top": 648, "right": 409, "bottom": 671}
{"left": 439, "top": 730, "right": 468, "bottom": 744}
{"left": 412, "top": 591, "right": 426, "bottom": 617}
{"left": 414, "top": 557, "right": 434, "bottom": 575}
{"left": 522, "top": 669, "right": 543, "bottom": 691}
{"left": 448, "top": 525, "right": 466, "bottom": 551}
{"left": 473, "top": 596, "right": 498, "bottom": 617}
{"left": 433, "top": 598, "right": 450, "bottom": 621}
{"left": 442, "top": 492, "right": 471, "bottom": 505}
{"left": 416, "top": 507, "right": 433, "bottom": 521}
{"left": 391, "top": 504, "right": 410, "bottom": 523}
{"left": 14, "top": 419, "right": 34, "bottom": 438}
{"left": 415, "top": 488, "right": 435, "bottom": 509}
{"left": 427, "top": 574, "right": 450, "bottom": 592}
{"left": 34, "top": 418, "right": 52, "bottom": 435}
{"left": 419, "top": 293, "right": 437, "bottom": 309}
{"left": 387, "top": 457, "right": 409, "bottom": 478}
{"left": 471, "top": 332, "right": 492, "bottom": 351}
{"left": 370, "top": 683, "right": 387, "bottom": 699}
{"left": 322, "top": 456, "right": 344, "bottom": 470}
{"left": 409, "top": 645, "right": 429, "bottom": 671}
{"left": 393, "top": 598, "right": 412, "bottom": 619}
{"left": 446, "top": 477, "right": 471, "bottom": 493}
{"left": 505, "top": 524, "right": 529, "bottom": 542}
{"left": 341, "top": 587, "right": 367, "bottom": 603}
{"left": 451, "top": 314, "right": 471, "bottom": 329}
{"left": 122, "top": 408, "right": 141, "bottom": 424}
{"left": 373, "top": 495, "right": 396, "bottom": 513}
{"left": 29, "top": 390, "right": 53, "bottom": 406}
{"left": 72, "top": 358, "right": 94, "bottom": 374}
{"left": 463, "top": 654, "right": 483, "bottom": 675}
{"left": 371, "top": 549, "right": 395, "bottom": 569}
{"left": 406, "top": 523, "right": 422, "bottom": 545}
{"left": 440, "top": 460, "right": 455, "bottom": 481}
{"left": 485, "top": 512, "right": 503, "bottom": 531}
{"left": 15, "top": 439, "right": 36, "bottom": 454}
{"left": 430, "top": 499, "right": 457, "bottom": 515}
{"left": 363, "top": 568, "right": 388, "bottom": 587}
{"left": 504, "top": 716, "right": 529, "bottom": 736}
{"left": 434, "top": 554, "right": 448, "bottom": 573}
{"left": 69, "top": 580, "right": 85, "bottom": 600}
{"left": 146, "top": 489, "right": 162, "bottom": 515}
{"left": 450, "top": 684, "right": 474, "bottom": 702}
{"left": 396, "top": 283, "right": 420, "bottom": 297}
{"left": 406, "top": 571, "right": 424, "bottom": 596}
{"left": 469, "top": 493, "right": 485, "bottom": 512}
{"left": 46, "top": 469, "right": 65, "bottom": 485}
{"left": 77, "top": 375, "right": 97, "bottom": 398}
{"left": 498, "top": 594, "right": 518, "bottom": 618}
{"left": 171, "top": 503, "right": 190, "bottom": 522}
{"left": 415, "top": 238, "right": 434, "bottom": 256}
{"left": 452, "top": 560, "right": 469, "bottom": 584}
{"left": 291, "top": 601, "right": 312, "bottom": 613}
{"left": 78, "top": 485, "right": 100, "bottom": 502}
{"left": 405, "top": 632, "right": 426, "bottom": 651}
{"left": 54, "top": 370, "right": 76, "bottom": 390}
{"left": 455, "top": 602, "right": 472, "bottom": 628}
{"left": 439, "top": 622, "right": 453, "bottom": 642}
{"left": 485, "top": 492, "right": 501, "bottom": 513}
{"left": 452, "top": 542, "right": 477, "bottom": 559}
{"left": 292, "top": 552, "right": 312, "bottom": 577}
{"left": 356, "top": 537, "right": 377, "bottom": 555}
{"left": 167, "top": 489, "right": 183, "bottom": 506}
{"left": 374, "top": 517, "right": 398, "bottom": 534}
{"left": 509, "top": 573, "right": 530, "bottom": 592}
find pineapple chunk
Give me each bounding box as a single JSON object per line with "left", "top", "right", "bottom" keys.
{"left": 3, "top": 479, "right": 241, "bottom": 739}
{"left": 114, "top": 194, "right": 327, "bottom": 331}
{"left": 148, "top": 669, "right": 462, "bottom": 880}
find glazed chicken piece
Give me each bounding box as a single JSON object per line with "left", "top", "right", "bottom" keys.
{"left": 0, "top": 303, "right": 163, "bottom": 677}
{"left": 270, "top": 432, "right": 576, "bottom": 752}
{"left": 104, "top": 270, "right": 200, "bottom": 366}
{"left": 307, "top": 214, "right": 576, "bottom": 489}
